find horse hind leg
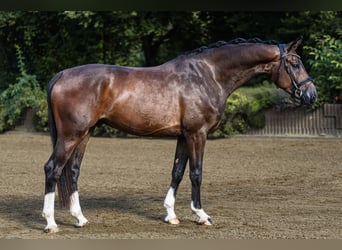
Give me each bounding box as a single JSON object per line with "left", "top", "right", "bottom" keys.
{"left": 42, "top": 137, "right": 83, "bottom": 233}
{"left": 70, "top": 191, "right": 88, "bottom": 228}
{"left": 42, "top": 156, "right": 59, "bottom": 233}
{"left": 69, "top": 134, "right": 90, "bottom": 228}
{"left": 164, "top": 136, "right": 188, "bottom": 224}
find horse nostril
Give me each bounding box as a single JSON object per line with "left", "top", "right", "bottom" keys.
{"left": 302, "top": 89, "right": 317, "bottom": 105}
{"left": 309, "top": 91, "right": 317, "bottom": 104}
{"left": 313, "top": 89, "right": 318, "bottom": 100}
{"left": 305, "top": 84, "right": 317, "bottom": 105}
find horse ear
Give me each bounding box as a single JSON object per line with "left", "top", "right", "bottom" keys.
{"left": 285, "top": 36, "right": 303, "bottom": 52}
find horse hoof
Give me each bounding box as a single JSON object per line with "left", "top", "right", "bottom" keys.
{"left": 44, "top": 226, "right": 59, "bottom": 233}
{"left": 166, "top": 217, "right": 180, "bottom": 225}
{"left": 75, "top": 220, "right": 89, "bottom": 228}
{"left": 198, "top": 217, "right": 213, "bottom": 226}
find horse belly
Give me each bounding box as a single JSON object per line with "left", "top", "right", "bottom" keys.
{"left": 105, "top": 96, "right": 182, "bottom": 137}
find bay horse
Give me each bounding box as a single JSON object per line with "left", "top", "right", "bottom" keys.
{"left": 42, "top": 37, "right": 317, "bottom": 233}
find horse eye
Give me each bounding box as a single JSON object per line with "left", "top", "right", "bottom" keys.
{"left": 292, "top": 63, "right": 300, "bottom": 69}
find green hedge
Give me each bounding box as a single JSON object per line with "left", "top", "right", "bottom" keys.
{"left": 209, "top": 82, "right": 276, "bottom": 138}
{"left": 0, "top": 45, "right": 47, "bottom": 133}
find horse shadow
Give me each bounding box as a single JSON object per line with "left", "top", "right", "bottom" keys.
{"left": 0, "top": 191, "right": 167, "bottom": 233}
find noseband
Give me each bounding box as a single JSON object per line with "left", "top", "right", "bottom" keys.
{"left": 275, "top": 44, "right": 313, "bottom": 99}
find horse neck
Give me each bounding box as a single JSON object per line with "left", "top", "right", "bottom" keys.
{"left": 204, "top": 43, "right": 279, "bottom": 96}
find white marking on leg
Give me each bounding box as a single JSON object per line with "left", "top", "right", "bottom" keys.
{"left": 191, "top": 201, "right": 213, "bottom": 225}
{"left": 42, "top": 192, "right": 59, "bottom": 233}
{"left": 163, "top": 187, "right": 179, "bottom": 224}
{"left": 70, "top": 191, "right": 88, "bottom": 227}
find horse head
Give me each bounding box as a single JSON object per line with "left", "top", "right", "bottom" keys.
{"left": 273, "top": 37, "right": 317, "bottom": 105}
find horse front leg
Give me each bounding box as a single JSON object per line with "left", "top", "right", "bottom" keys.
{"left": 164, "top": 136, "right": 189, "bottom": 224}
{"left": 186, "top": 131, "right": 213, "bottom": 226}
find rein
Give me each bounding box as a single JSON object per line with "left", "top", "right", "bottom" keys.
{"left": 275, "top": 44, "right": 313, "bottom": 99}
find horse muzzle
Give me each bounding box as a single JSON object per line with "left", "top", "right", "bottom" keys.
{"left": 300, "top": 82, "right": 317, "bottom": 105}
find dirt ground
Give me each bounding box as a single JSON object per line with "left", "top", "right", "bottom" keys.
{"left": 0, "top": 132, "right": 341, "bottom": 239}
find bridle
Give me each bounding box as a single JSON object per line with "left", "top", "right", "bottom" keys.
{"left": 275, "top": 44, "right": 313, "bottom": 99}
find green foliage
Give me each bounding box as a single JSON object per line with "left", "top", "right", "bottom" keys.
{"left": 304, "top": 33, "right": 342, "bottom": 106}
{"left": 210, "top": 83, "right": 276, "bottom": 138}
{"left": 0, "top": 45, "right": 47, "bottom": 132}
{"left": 92, "top": 124, "right": 122, "bottom": 138}
{"left": 278, "top": 11, "right": 341, "bottom": 107}
{"left": 278, "top": 11, "right": 337, "bottom": 39}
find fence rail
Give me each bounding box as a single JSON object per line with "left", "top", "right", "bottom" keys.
{"left": 248, "top": 104, "right": 342, "bottom": 137}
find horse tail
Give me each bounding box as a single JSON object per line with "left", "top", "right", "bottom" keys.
{"left": 47, "top": 72, "right": 73, "bottom": 207}
{"left": 46, "top": 72, "right": 62, "bottom": 147}
{"left": 57, "top": 160, "right": 74, "bottom": 208}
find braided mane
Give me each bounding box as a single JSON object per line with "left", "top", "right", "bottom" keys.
{"left": 184, "top": 38, "right": 279, "bottom": 56}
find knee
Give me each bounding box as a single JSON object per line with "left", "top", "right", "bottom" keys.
{"left": 44, "top": 160, "right": 55, "bottom": 180}
{"left": 44, "top": 159, "right": 62, "bottom": 181}
{"left": 71, "top": 165, "right": 80, "bottom": 183}
{"left": 172, "top": 167, "right": 184, "bottom": 182}
{"left": 190, "top": 169, "right": 202, "bottom": 183}
{"left": 44, "top": 161, "right": 57, "bottom": 193}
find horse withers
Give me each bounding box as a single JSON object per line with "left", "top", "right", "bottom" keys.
{"left": 42, "top": 37, "right": 317, "bottom": 233}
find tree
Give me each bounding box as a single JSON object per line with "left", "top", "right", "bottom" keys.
{"left": 304, "top": 34, "right": 342, "bottom": 106}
